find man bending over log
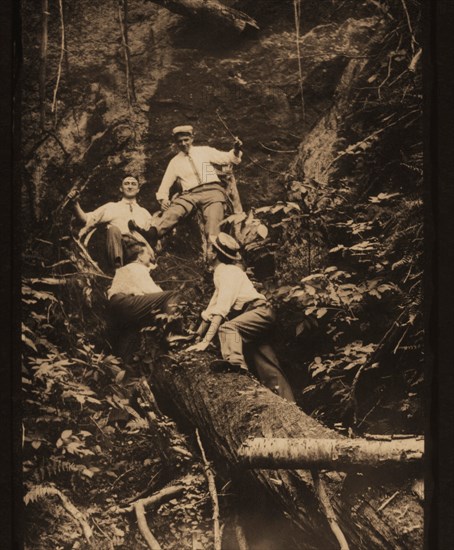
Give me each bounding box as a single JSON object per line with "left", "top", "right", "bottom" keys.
{"left": 68, "top": 176, "right": 154, "bottom": 270}
{"left": 106, "top": 241, "right": 181, "bottom": 361}
{"left": 186, "top": 233, "right": 295, "bottom": 402}
{"left": 132, "top": 125, "right": 242, "bottom": 253}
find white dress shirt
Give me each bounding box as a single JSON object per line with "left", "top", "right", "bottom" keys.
{"left": 108, "top": 262, "right": 163, "bottom": 299}
{"left": 202, "top": 263, "right": 265, "bottom": 321}
{"left": 84, "top": 198, "right": 152, "bottom": 234}
{"left": 156, "top": 145, "right": 242, "bottom": 202}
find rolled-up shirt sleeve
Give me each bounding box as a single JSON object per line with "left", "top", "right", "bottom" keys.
{"left": 84, "top": 203, "right": 109, "bottom": 229}
{"left": 206, "top": 146, "right": 242, "bottom": 166}
{"left": 156, "top": 159, "right": 177, "bottom": 202}
{"left": 201, "top": 265, "right": 242, "bottom": 320}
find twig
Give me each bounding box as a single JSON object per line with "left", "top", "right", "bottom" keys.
{"left": 111, "top": 466, "right": 136, "bottom": 487}
{"left": 293, "top": 0, "right": 305, "bottom": 119}
{"left": 400, "top": 0, "right": 418, "bottom": 54}
{"left": 196, "top": 428, "right": 222, "bottom": 550}
{"left": 311, "top": 470, "right": 349, "bottom": 550}
{"left": 72, "top": 237, "right": 105, "bottom": 276}
{"left": 39, "top": 0, "right": 49, "bottom": 130}
{"left": 322, "top": 109, "right": 420, "bottom": 180}
{"left": 125, "top": 471, "right": 161, "bottom": 504}
{"left": 215, "top": 109, "right": 291, "bottom": 177}
{"left": 121, "top": 484, "right": 185, "bottom": 513}
{"left": 51, "top": 0, "right": 66, "bottom": 126}
{"left": 259, "top": 142, "right": 297, "bottom": 154}
{"left": 377, "top": 490, "right": 399, "bottom": 512}
{"left": 54, "top": 271, "right": 113, "bottom": 280}
{"left": 134, "top": 501, "right": 162, "bottom": 550}
{"left": 408, "top": 47, "right": 422, "bottom": 73}
{"left": 356, "top": 398, "right": 382, "bottom": 429}
{"left": 118, "top": 0, "right": 135, "bottom": 109}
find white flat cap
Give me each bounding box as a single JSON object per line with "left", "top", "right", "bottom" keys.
{"left": 172, "top": 125, "right": 194, "bottom": 136}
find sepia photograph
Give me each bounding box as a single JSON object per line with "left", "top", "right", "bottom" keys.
{"left": 18, "top": 0, "right": 425, "bottom": 548}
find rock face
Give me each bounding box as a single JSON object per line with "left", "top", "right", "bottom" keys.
{"left": 21, "top": 1, "right": 387, "bottom": 227}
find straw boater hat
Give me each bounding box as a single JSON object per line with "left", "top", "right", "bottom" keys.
{"left": 210, "top": 233, "right": 241, "bottom": 261}
{"left": 172, "top": 125, "right": 194, "bottom": 137}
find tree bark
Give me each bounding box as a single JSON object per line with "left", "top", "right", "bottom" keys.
{"left": 238, "top": 437, "right": 424, "bottom": 470}
{"left": 145, "top": 0, "right": 259, "bottom": 32}
{"left": 145, "top": 349, "right": 423, "bottom": 549}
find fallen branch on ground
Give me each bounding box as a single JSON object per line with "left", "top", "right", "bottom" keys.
{"left": 196, "top": 428, "right": 222, "bottom": 550}
{"left": 311, "top": 470, "right": 349, "bottom": 550}
{"left": 25, "top": 485, "right": 93, "bottom": 542}
{"left": 134, "top": 501, "right": 162, "bottom": 550}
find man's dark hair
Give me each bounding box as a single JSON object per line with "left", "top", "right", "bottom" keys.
{"left": 215, "top": 248, "right": 236, "bottom": 265}
{"left": 124, "top": 242, "right": 146, "bottom": 264}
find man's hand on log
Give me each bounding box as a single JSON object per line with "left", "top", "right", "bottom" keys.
{"left": 186, "top": 339, "right": 211, "bottom": 352}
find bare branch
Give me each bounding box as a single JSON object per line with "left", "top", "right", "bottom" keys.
{"left": 312, "top": 470, "right": 350, "bottom": 550}
{"left": 196, "top": 429, "right": 222, "bottom": 550}
{"left": 51, "top": 0, "right": 66, "bottom": 126}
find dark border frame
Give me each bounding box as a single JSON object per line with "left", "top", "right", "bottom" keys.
{"left": 1, "top": 0, "right": 454, "bottom": 548}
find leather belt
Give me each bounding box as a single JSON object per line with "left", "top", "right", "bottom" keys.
{"left": 181, "top": 181, "right": 224, "bottom": 194}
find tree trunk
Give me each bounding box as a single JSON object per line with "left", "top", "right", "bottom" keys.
{"left": 145, "top": 349, "right": 423, "bottom": 549}
{"left": 39, "top": 0, "right": 49, "bottom": 130}
{"left": 145, "top": 0, "right": 259, "bottom": 32}
{"left": 238, "top": 437, "right": 424, "bottom": 470}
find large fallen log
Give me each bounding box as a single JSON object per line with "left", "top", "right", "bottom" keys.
{"left": 145, "top": 0, "right": 259, "bottom": 32}
{"left": 145, "top": 349, "right": 423, "bottom": 549}
{"left": 238, "top": 437, "right": 424, "bottom": 470}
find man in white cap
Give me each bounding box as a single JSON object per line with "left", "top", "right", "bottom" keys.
{"left": 142, "top": 125, "right": 242, "bottom": 249}
{"left": 186, "top": 232, "right": 295, "bottom": 402}
{"left": 68, "top": 176, "right": 155, "bottom": 270}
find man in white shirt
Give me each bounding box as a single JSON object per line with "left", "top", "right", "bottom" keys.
{"left": 107, "top": 241, "right": 180, "bottom": 360}
{"left": 145, "top": 125, "right": 242, "bottom": 249}
{"left": 186, "top": 233, "right": 295, "bottom": 402}
{"left": 69, "top": 176, "right": 154, "bottom": 270}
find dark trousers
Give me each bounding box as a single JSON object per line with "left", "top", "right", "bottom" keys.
{"left": 107, "top": 291, "right": 179, "bottom": 360}
{"left": 106, "top": 226, "right": 142, "bottom": 269}
{"left": 218, "top": 304, "right": 295, "bottom": 402}
{"left": 154, "top": 184, "right": 227, "bottom": 240}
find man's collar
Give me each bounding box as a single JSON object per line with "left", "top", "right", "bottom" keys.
{"left": 120, "top": 197, "right": 138, "bottom": 204}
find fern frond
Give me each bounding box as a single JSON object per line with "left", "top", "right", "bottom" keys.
{"left": 35, "top": 458, "right": 82, "bottom": 483}
{"left": 24, "top": 483, "right": 58, "bottom": 505}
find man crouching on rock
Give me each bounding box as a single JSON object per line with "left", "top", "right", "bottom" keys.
{"left": 107, "top": 241, "right": 181, "bottom": 361}
{"left": 186, "top": 233, "right": 295, "bottom": 402}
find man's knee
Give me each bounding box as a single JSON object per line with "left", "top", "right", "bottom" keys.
{"left": 218, "top": 322, "right": 241, "bottom": 344}
{"left": 163, "top": 291, "right": 181, "bottom": 314}
{"left": 107, "top": 225, "right": 122, "bottom": 238}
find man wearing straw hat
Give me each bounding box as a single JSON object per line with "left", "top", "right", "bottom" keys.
{"left": 186, "top": 232, "right": 295, "bottom": 402}
{"left": 135, "top": 125, "right": 242, "bottom": 250}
